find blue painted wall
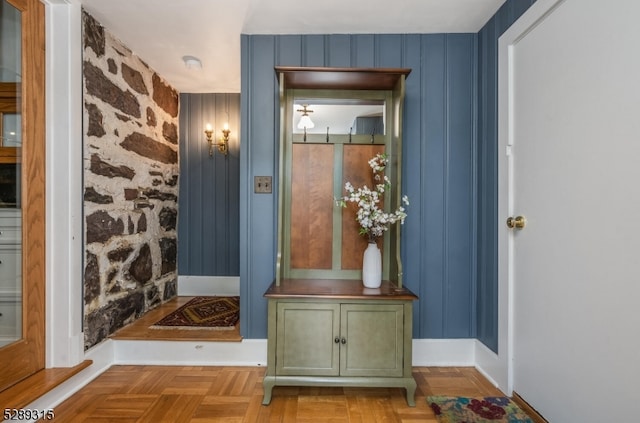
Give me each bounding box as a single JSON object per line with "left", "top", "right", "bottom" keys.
{"left": 240, "top": 34, "right": 477, "bottom": 339}
{"left": 237, "top": 0, "right": 536, "bottom": 342}
{"left": 476, "top": 0, "right": 536, "bottom": 352}
{"left": 178, "top": 93, "right": 240, "bottom": 276}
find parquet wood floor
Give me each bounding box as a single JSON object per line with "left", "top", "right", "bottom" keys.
{"left": 48, "top": 365, "right": 506, "bottom": 422}
{"left": 45, "top": 298, "right": 534, "bottom": 422}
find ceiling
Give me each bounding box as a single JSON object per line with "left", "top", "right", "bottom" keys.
{"left": 77, "top": 0, "right": 506, "bottom": 94}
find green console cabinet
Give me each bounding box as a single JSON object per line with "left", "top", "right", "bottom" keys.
{"left": 263, "top": 279, "right": 418, "bottom": 406}
{"left": 264, "top": 67, "right": 417, "bottom": 406}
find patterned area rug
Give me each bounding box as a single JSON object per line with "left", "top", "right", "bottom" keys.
{"left": 150, "top": 296, "right": 239, "bottom": 330}
{"left": 428, "top": 396, "right": 534, "bottom": 423}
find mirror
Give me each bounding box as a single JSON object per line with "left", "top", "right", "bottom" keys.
{"left": 1, "top": 113, "right": 21, "bottom": 147}
{"left": 292, "top": 99, "right": 385, "bottom": 136}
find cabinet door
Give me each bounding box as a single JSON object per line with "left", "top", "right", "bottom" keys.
{"left": 276, "top": 302, "right": 340, "bottom": 376}
{"left": 0, "top": 0, "right": 46, "bottom": 392}
{"left": 340, "top": 303, "right": 404, "bottom": 377}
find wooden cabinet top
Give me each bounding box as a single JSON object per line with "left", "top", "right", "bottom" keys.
{"left": 265, "top": 278, "right": 418, "bottom": 301}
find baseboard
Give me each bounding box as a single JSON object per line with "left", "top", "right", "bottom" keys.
{"left": 177, "top": 275, "right": 240, "bottom": 296}
{"left": 109, "top": 338, "right": 476, "bottom": 367}
{"left": 412, "top": 338, "right": 476, "bottom": 366}
{"left": 41, "top": 338, "right": 479, "bottom": 372}
{"left": 114, "top": 339, "right": 267, "bottom": 366}
{"left": 474, "top": 339, "right": 507, "bottom": 392}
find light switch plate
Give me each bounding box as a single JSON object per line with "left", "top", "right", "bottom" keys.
{"left": 254, "top": 176, "right": 272, "bottom": 193}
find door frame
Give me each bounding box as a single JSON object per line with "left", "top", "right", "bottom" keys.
{"left": 490, "top": 0, "right": 566, "bottom": 395}
{"left": 43, "top": 0, "right": 85, "bottom": 368}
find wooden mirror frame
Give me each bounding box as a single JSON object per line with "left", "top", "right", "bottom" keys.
{"left": 274, "top": 67, "right": 410, "bottom": 288}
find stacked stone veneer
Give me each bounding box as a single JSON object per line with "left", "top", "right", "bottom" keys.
{"left": 82, "top": 11, "right": 179, "bottom": 349}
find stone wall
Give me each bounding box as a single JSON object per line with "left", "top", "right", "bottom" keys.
{"left": 82, "top": 11, "right": 179, "bottom": 349}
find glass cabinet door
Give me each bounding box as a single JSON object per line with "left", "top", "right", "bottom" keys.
{"left": 0, "top": 0, "right": 45, "bottom": 392}
{"left": 0, "top": 0, "right": 23, "bottom": 350}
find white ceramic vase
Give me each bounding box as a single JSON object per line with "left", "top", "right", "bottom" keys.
{"left": 362, "top": 242, "right": 382, "bottom": 288}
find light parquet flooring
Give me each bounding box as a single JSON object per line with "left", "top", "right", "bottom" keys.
{"left": 48, "top": 365, "right": 507, "bottom": 422}
{"left": 60, "top": 299, "right": 522, "bottom": 422}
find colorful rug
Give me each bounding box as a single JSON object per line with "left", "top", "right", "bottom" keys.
{"left": 427, "top": 396, "right": 534, "bottom": 423}
{"left": 150, "top": 296, "right": 239, "bottom": 330}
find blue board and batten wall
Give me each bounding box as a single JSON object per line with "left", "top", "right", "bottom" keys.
{"left": 233, "top": 0, "right": 534, "bottom": 348}
{"left": 240, "top": 33, "right": 477, "bottom": 341}
{"left": 178, "top": 93, "right": 241, "bottom": 276}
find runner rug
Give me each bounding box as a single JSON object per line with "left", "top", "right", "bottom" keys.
{"left": 427, "top": 396, "right": 534, "bottom": 423}
{"left": 150, "top": 296, "right": 239, "bottom": 330}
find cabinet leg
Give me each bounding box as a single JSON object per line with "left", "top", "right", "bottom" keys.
{"left": 405, "top": 378, "right": 417, "bottom": 407}
{"left": 262, "top": 376, "right": 275, "bottom": 405}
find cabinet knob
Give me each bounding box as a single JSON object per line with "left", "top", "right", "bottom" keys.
{"left": 341, "top": 338, "right": 346, "bottom": 345}
{"left": 334, "top": 337, "right": 340, "bottom": 344}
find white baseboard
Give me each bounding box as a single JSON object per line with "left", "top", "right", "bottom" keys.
{"left": 113, "top": 339, "right": 267, "bottom": 366}
{"left": 474, "top": 339, "right": 507, "bottom": 393}
{"left": 412, "top": 338, "right": 476, "bottom": 366}
{"left": 177, "top": 275, "right": 240, "bottom": 296}
{"left": 110, "top": 338, "right": 476, "bottom": 368}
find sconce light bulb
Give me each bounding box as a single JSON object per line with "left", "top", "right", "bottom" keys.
{"left": 223, "top": 123, "right": 229, "bottom": 131}
{"left": 205, "top": 123, "right": 213, "bottom": 131}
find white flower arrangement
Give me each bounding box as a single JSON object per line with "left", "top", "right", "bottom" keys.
{"left": 336, "top": 153, "right": 409, "bottom": 242}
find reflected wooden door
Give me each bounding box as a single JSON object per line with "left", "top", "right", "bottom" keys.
{"left": 0, "top": 0, "right": 45, "bottom": 392}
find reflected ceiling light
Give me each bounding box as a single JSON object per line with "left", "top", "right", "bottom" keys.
{"left": 297, "top": 105, "right": 314, "bottom": 129}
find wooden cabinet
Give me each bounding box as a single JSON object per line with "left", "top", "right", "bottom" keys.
{"left": 263, "top": 279, "right": 418, "bottom": 406}
{"left": 0, "top": 0, "right": 46, "bottom": 391}
{"left": 265, "top": 67, "right": 417, "bottom": 406}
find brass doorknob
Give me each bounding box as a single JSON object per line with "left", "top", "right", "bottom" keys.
{"left": 506, "top": 216, "right": 526, "bottom": 229}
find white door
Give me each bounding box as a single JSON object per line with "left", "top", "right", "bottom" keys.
{"left": 499, "top": 0, "right": 640, "bottom": 421}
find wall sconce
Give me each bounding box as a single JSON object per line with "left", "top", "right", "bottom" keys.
{"left": 205, "top": 123, "right": 230, "bottom": 156}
